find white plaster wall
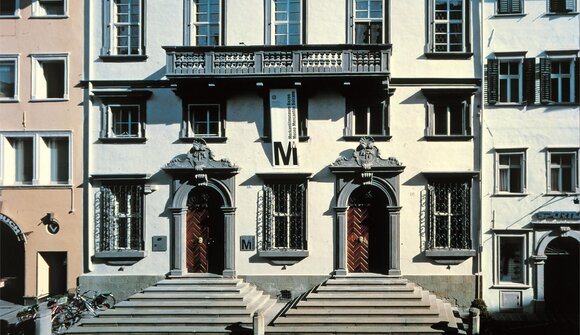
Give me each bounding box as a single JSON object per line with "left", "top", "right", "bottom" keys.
{"left": 481, "top": 0, "right": 580, "bottom": 313}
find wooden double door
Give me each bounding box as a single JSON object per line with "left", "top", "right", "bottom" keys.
{"left": 186, "top": 191, "right": 224, "bottom": 274}
{"left": 347, "top": 188, "right": 389, "bottom": 274}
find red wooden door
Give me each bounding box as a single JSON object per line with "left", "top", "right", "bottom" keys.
{"left": 347, "top": 206, "right": 370, "bottom": 273}
{"left": 186, "top": 208, "right": 210, "bottom": 273}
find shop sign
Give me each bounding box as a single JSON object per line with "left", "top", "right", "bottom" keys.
{"left": 240, "top": 236, "right": 255, "bottom": 251}
{"left": 0, "top": 213, "right": 25, "bottom": 241}
{"left": 270, "top": 89, "right": 299, "bottom": 167}
{"left": 534, "top": 211, "right": 580, "bottom": 221}
{"left": 47, "top": 221, "right": 60, "bottom": 235}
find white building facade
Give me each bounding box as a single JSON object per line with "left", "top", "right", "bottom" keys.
{"left": 82, "top": 0, "right": 483, "bottom": 311}
{"left": 481, "top": 0, "right": 580, "bottom": 315}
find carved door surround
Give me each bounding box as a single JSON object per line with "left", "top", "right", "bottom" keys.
{"left": 163, "top": 139, "right": 239, "bottom": 278}
{"left": 330, "top": 137, "right": 405, "bottom": 276}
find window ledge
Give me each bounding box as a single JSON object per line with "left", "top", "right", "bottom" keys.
{"left": 424, "top": 135, "right": 473, "bottom": 141}
{"left": 93, "top": 250, "right": 146, "bottom": 265}
{"left": 342, "top": 135, "right": 391, "bottom": 142}
{"left": 0, "top": 184, "right": 73, "bottom": 190}
{"left": 258, "top": 250, "right": 309, "bottom": 265}
{"left": 541, "top": 102, "right": 579, "bottom": 106}
{"left": 179, "top": 136, "right": 227, "bottom": 143}
{"left": 492, "top": 193, "right": 529, "bottom": 197}
{"left": 424, "top": 52, "right": 473, "bottom": 59}
{"left": 490, "top": 102, "right": 525, "bottom": 107}
{"left": 545, "top": 12, "right": 579, "bottom": 16}
{"left": 543, "top": 192, "right": 579, "bottom": 197}
{"left": 30, "top": 15, "right": 69, "bottom": 19}
{"left": 491, "top": 284, "right": 532, "bottom": 289}
{"left": 493, "top": 13, "right": 526, "bottom": 17}
{"left": 0, "top": 15, "right": 20, "bottom": 19}
{"left": 260, "top": 136, "right": 310, "bottom": 143}
{"left": 29, "top": 98, "right": 68, "bottom": 102}
{"left": 99, "top": 55, "right": 148, "bottom": 62}
{"left": 99, "top": 137, "right": 147, "bottom": 144}
{"left": 0, "top": 99, "right": 19, "bottom": 103}
{"left": 425, "top": 249, "right": 476, "bottom": 265}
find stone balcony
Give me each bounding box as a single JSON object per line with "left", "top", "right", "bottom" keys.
{"left": 163, "top": 44, "right": 391, "bottom": 80}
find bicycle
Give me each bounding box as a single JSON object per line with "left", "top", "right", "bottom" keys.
{"left": 67, "top": 288, "right": 116, "bottom": 317}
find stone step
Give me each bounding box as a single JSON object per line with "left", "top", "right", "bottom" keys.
{"left": 98, "top": 308, "right": 254, "bottom": 317}
{"left": 296, "top": 299, "right": 434, "bottom": 308}
{"left": 115, "top": 300, "right": 250, "bottom": 308}
{"left": 128, "top": 292, "right": 247, "bottom": 301}
{"left": 316, "top": 284, "right": 415, "bottom": 292}
{"left": 327, "top": 278, "right": 409, "bottom": 286}
{"left": 78, "top": 316, "right": 253, "bottom": 327}
{"left": 144, "top": 283, "right": 249, "bottom": 292}
{"left": 304, "top": 291, "right": 424, "bottom": 300}
{"left": 154, "top": 278, "right": 242, "bottom": 286}
{"left": 273, "top": 315, "right": 443, "bottom": 325}
{"left": 266, "top": 325, "right": 446, "bottom": 334}
{"left": 66, "top": 325, "right": 251, "bottom": 334}
{"left": 284, "top": 307, "right": 441, "bottom": 316}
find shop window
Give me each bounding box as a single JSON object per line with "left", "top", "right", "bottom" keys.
{"left": 497, "top": 235, "right": 526, "bottom": 285}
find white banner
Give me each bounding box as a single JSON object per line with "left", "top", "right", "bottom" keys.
{"left": 270, "top": 89, "right": 299, "bottom": 167}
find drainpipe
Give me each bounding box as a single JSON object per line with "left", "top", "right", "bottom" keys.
{"left": 476, "top": 0, "right": 485, "bottom": 300}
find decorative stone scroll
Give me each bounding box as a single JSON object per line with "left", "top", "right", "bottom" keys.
{"left": 164, "top": 139, "right": 236, "bottom": 171}
{"left": 332, "top": 137, "right": 402, "bottom": 170}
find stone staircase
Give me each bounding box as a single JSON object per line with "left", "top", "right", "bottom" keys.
{"left": 267, "top": 274, "right": 466, "bottom": 335}
{"left": 65, "top": 274, "right": 277, "bottom": 335}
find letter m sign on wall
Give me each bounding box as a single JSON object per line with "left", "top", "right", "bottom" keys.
{"left": 270, "top": 89, "right": 299, "bottom": 167}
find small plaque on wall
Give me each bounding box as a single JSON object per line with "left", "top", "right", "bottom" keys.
{"left": 240, "top": 236, "right": 255, "bottom": 251}
{"left": 152, "top": 236, "right": 167, "bottom": 252}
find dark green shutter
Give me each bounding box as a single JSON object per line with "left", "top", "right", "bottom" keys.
{"left": 565, "top": 0, "right": 575, "bottom": 11}
{"left": 576, "top": 58, "right": 580, "bottom": 103}
{"left": 498, "top": 0, "right": 509, "bottom": 14}
{"left": 523, "top": 58, "right": 536, "bottom": 105}
{"left": 488, "top": 59, "right": 499, "bottom": 104}
{"left": 540, "top": 58, "right": 551, "bottom": 104}
{"left": 511, "top": 0, "right": 522, "bottom": 13}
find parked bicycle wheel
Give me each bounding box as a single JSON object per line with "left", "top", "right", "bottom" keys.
{"left": 94, "top": 293, "right": 116, "bottom": 310}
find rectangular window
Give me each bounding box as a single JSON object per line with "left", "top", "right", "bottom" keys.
{"left": 432, "top": 0, "right": 465, "bottom": 52}
{"left": 261, "top": 182, "right": 306, "bottom": 250}
{"left": 354, "top": 0, "right": 383, "bottom": 44}
{"left": 189, "top": 104, "right": 222, "bottom": 137}
{"left": 273, "top": 0, "right": 301, "bottom": 45}
{"left": 548, "top": 151, "right": 577, "bottom": 193}
{"left": 549, "top": 0, "right": 576, "bottom": 12}
{"left": 10, "top": 137, "right": 33, "bottom": 184}
{"left": 103, "top": 0, "right": 144, "bottom": 56}
{"left": 95, "top": 184, "right": 143, "bottom": 252}
{"left": 488, "top": 57, "right": 535, "bottom": 105}
{"left": 45, "top": 137, "right": 68, "bottom": 184}
{"left": 31, "top": 55, "right": 67, "bottom": 100}
{"left": 427, "top": 180, "right": 471, "bottom": 250}
{"left": 497, "top": 152, "right": 525, "bottom": 193}
{"left": 498, "top": 236, "right": 525, "bottom": 284}
{"left": 32, "top": 0, "right": 66, "bottom": 16}
{"left": 191, "top": 0, "right": 221, "bottom": 46}
{"left": 499, "top": 60, "right": 522, "bottom": 103}
{"left": 541, "top": 58, "right": 576, "bottom": 103}
{"left": 0, "top": 57, "right": 17, "bottom": 100}
{"left": 111, "top": 105, "right": 143, "bottom": 138}
{"left": 497, "top": 0, "right": 523, "bottom": 14}
{"left": 346, "top": 99, "right": 388, "bottom": 137}
{"left": 426, "top": 99, "right": 470, "bottom": 137}
{"left": 0, "top": 0, "right": 17, "bottom": 16}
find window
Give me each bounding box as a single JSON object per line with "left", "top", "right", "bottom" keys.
{"left": 496, "top": 150, "right": 526, "bottom": 194}
{"left": 265, "top": 0, "right": 302, "bottom": 45}
{"left": 188, "top": 104, "right": 223, "bottom": 137}
{"left": 102, "top": 0, "right": 145, "bottom": 57}
{"left": 547, "top": 150, "right": 578, "bottom": 193}
{"left": 548, "top": 0, "right": 577, "bottom": 13}
{"left": 0, "top": 132, "right": 71, "bottom": 186}
{"left": 487, "top": 57, "right": 535, "bottom": 105}
{"left": 0, "top": 56, "right": 17, "bottom": 100}
{"left": 497, "top": 235, "right": 526, "bottom": 284}
{"left": 427, "top": 0, "right": 468, "bottom": 53}
{"left": 95, "top": 90, "right": 150, "bottom": 141}
{"left": 427, "top": 180, "right": 471, "bottom": 250}
{"left": 540, "top": 58, "right": 577, "bottom": 104}
{"left": 261, "top": 182, "right": 306, "bottom": 251}
{"left": 497, "top": 0, "right": 523, "bottom": 14}
{"left": 345, "top": 98, "right": 389, "bottom": 138}
{"left": 31, "top": 54, "right": 67, "bottom": 100}
{"left": 353, "top": 0, "right": 383, "bottom": 44}
{"left": 425, "top": 100, "right": 470, "bottom": 137}
{"left": 187, "top": 0, "right": 222, "bottom": 46}
{"left": 110, "top": 105, "right": 143, "bottom": 138}
{"left": 0, "top": 0, "right": 18, "bottom": 16}
{"left": 95, "top": 183, "right": 144, "bottom": 252}
{"left": 32, "top": 0, "right": 66, "bottom": 16}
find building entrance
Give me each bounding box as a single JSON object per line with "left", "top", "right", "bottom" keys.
{"left": 0, "top": 215, "right": 25, "bottom": 304}
{"left": 545, "top": 236, "right": 579, "bottom": 317}
{"left": 186, "top": 188, "right": 224, "bottom": 274}
{"left": 347, "top": 186, "right": 389, "bottom": 274}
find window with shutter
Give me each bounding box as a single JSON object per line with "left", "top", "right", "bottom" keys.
{"left": 497, "top": 0, "right": 523, "bottom": 14}
{"left": 541, "top": 58, "right": 576, "bottom": 104}
{"left": 487, "top": 59, "right": 499, "bottom": 104}
{"left": 489, "top": 57, "right": 534, "bottom": 105}
{"left": 549, "top": 0, "right": 577, "bottom": 12}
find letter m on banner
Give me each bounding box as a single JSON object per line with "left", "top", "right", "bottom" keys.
{"left": 270, "top": 89, "right": 299, "bottom": 167}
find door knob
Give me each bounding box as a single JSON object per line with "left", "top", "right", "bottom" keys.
{"left": 358, "top": 236, "right": 365, "bottom": 243}
{"left": 198, "top": 236, "right": 204, "bottom": 244}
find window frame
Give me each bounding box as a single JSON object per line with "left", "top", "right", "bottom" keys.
{"left": 109, "top": 104, "right": 144, "bottom": 139}
{"left": 540, "top": 56, "right": 577, "bottom": 104}
{"left": 547, "top": 0, "right": 577, "bottom": 13}
{"left": 487, "top": 55, "right": 536, "bottom": 105}
{"left": 498, "top": 58, "right": 523, "bottom": 104}
{"left": 0, "top": 131, "right": 72, "bottom": 186}
{"left": 94, "top": 90, "right": 151, "bottom": 143}
{"left": 495, "top": 234, "right": 528, "bottom": 286}
{"left": 546, "top": 149, "right": 579, "bottom": 194}
{"left": 344, "top": 96, "right": 390, "bottom": 140}
{"left": 495, "top": 149, "right": 527, "bottom": 195}
{"left": 101, "top": 0, "right": 146, "bottom": 59}
{"left": 185, "top": 0, "right": 224, "bottom": 46}
{"left": 30, "top": 53, "right": 68, "bottom": 101}
{"left": 496, "top": 0, "right": 524, "bottom": 15}
{"left": 265, "top": 0, "right": 304, "bottom": 45}
{"left": 186, "top": 103, "right": 224, "bottom": 138}
{"left": 31, "top": 0, "right": 67, "bottom": 18}
{"left": 426, "top": 0, "right": 471, "bottom": 56}
{"left": 0, "top": 0, "right": 20, "bottom": 17}
{"left": 0, "top": 55, "right": 18, "bottom": 101}
{"left": 352, "top": 0, "right": 385, "bottom": 44}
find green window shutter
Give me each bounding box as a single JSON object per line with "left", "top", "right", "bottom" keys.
{"left": 511, "top": 0, "right": 522, "bottom": 13}
{"left": 565, "top": 0, "right": 576, "bottom": 11}
{"left": 488, "top": 59, "right": 499, "bottom": 104}
{"left": 575, "top": 57, "right": 579, "bottom": 103}
{"left": 462, "top": 100, "right": 471, "bottom": 135}
{"left": 540, "top": 58, "right": 552, "bottom": 104}
{"left": 498, "top": 0, "right": 509, "bottom": 13}
{"left": 523, "top": 58, "right": 536, "bottom": 105}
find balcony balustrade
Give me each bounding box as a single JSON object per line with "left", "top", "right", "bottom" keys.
{"left": 163, "top": 44, "right": 390, "bottom": 79}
